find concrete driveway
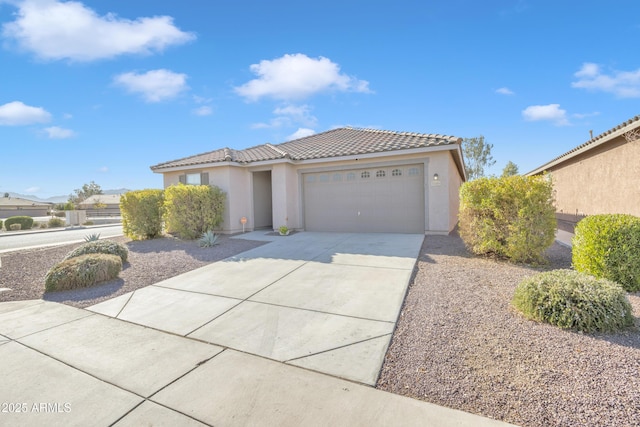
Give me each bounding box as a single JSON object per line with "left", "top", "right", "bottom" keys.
{"left": 0, "top": 232, "right": 516, "bottom": 426}
{"left": 88, "top": 231, "right": 423, "bottom": 385}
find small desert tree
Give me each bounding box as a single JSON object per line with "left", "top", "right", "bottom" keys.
{"left": 501, "top": 161, "right": 519, "bottom": 177}
{"left": 69, "top": 181, "right": 103, "bottom": 206}
{"left": 462, "top": 135, "right": 496, "bottom": 180}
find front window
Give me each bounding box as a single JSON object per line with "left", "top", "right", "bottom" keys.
{"left": 186, "top": 173, "right": 201, "bottom": 185}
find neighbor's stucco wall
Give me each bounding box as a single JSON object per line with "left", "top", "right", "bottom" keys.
{"left": 548, "top": 136, "right": 640, "bottom": 217}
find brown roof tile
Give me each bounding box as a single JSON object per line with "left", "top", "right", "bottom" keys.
{"left": 151, "top": 127, "right": 461, "bottom": 171}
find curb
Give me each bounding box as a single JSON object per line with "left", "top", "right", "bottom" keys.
{"left": 0, "top": 222, "right": 121, "bottom": 238}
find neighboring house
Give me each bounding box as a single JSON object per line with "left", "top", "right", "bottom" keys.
{"left": 151, "top": 127, "right": 466, "bottom": 234}
{"left": 527, "top": 115, "right": 640, "bottom": 232}
{"left": 77, "top": 194, "right": 122, "bottom": 216}
{"left": 0, "top": 196, "right": 52, "bottom": 218}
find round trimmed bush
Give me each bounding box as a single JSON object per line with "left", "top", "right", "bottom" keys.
{"left": 5, "top": 216, "right": 34, "bottom": 230}
{"left": 45, "top": 253, "right": 122, "bottom": 292}
{"left": 64, "top": 239, "right": 128, "bottom": 263}
{"left": 573, "top": 214, "right": 640, "bottom": 292}
{"left": 512, "top": 269, "right": 633, "bottom": 333}
{"left": 48, "top": 217, "right": 65, "bottom": 228}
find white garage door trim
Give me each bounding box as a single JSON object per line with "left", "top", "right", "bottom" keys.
{"left": 303, "top": 164, "right": 425, "bottom": 233}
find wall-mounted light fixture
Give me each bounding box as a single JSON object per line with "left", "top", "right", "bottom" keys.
{"left": 433, "top": 173, "right": 439, "bottom": 181}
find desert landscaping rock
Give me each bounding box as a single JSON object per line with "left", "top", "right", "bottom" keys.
{"left": 0, "top": 235, "right": 265, "bottom": 307}
{"left": 377, "top": 234, "right": 640, "bottom": 427}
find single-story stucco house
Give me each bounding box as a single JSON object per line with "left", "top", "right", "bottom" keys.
{"left": 77, "top": 194, "right": 122, "bottom": 216}
{"left": 0, "top": 195, "right": 52, "bottom": 219}
{"left": 527, "top": 115, "right": 640, "bottom": 232}
{"left": 151, "top": 127, "right": 466, "bottom": 234}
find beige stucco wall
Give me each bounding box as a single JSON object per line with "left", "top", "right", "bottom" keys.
{"left": 158, "top": 147, "right": 464, "bottom": 234}
{"left": 548, "top": 137, "right": 640, "bottom": 217}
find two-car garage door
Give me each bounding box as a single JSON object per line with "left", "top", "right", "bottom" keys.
{"left": 303, "top": 164, "right": 425, "bottom": 233}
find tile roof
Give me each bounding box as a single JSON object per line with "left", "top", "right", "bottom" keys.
{"left": 0, "top": 196, "right": 52, "bottom": 207}
{"left": 527, "top": 115, "right": 640, "bottom": 175}
{"left": 151, "top": 127, "right": 462, "bottom": 171}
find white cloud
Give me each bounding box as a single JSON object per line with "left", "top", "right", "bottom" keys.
{"left": 114, "top": 69, "right": 188, "bottom": 102}
{"left": 251, "top": 103, "right": 317, "bottom": 130}
{"left": 98, "top": 166, "right": 109, "bottom": 172}
{"left": 2, "top": 0, "right": 195, "bottom": 61}
{"left": 572, "top": 62, "right": 640, "bottom": 98}
{"left": 0, "top": 101, "right": 51, "bottom": 125}
{"left": 24, "top": 186, "right": 40, "bottom": 193}
{"left": 43, "top": 126, "right": 76, "bottom": 139}
{"left": 192, "top": 106, "right": 212, "bottom": 116}
{"left": 572, "top": 111, "right": 600, "bottom": 119}
{"left": 495, "top": 87, "right": 514, "bottom": 95}
{"left": 288, "top": 128, "right": 316, "bottom": 140}
{"left": 273, "top": 104, "right": 317, "bottom": 127}
{"left": 235, "top": 53, "right": 371, "bottom": 101}
{"left": 522, "top": 104, "right": 569, "bottom": 126}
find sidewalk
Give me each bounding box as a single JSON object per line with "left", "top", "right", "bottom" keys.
{"left": 555, "top": 229, "right": 574, "bottom": 247}
{"left": 0, "top": 300, "right": 516, "bottom": 427}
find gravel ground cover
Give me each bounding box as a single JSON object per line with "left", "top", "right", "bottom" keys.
{"left": 0, "top": 235, "right": 265, "bottom": 308}
{"left": 377, "top": 234, "right": 640, "bottom": 427}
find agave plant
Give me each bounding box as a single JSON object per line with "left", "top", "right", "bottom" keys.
{"left": 199, "top": 230, "right": 220, "bottom": 247}
{"left": 84, "top": 233, "right": 101, "bottom": 242}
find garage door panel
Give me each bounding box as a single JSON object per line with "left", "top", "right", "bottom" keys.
{"left": 303, "top": 165, "right": 425, "bottom": 233}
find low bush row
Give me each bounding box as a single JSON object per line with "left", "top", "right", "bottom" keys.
{"left": 3, "top": 216, "right": 34, "bottom": 231}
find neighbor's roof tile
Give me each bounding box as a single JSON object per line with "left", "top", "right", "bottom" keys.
{"left": 151, "top": 127, "right": 461, "bottom": 170}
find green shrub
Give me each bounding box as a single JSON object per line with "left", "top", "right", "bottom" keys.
{"left": 9, "top": 223, "right": 21, "bottom": 231}
{"left": 573, "top": 214, "right": 640, "bottom": 292}
{"left": 48, "top": 217, "right": 65, "bottom": 228}
{"left": 0, "top": 219, "right": 3, "bottom": 230}
{"left": 4, "top": 216, "right": 34, "bottom": 230}
{"left": 64, "top": 239, "right": 128, "bottom": 263}
{"left": 44, "top": 253, "right": 122, "bottom": 292}
{"left": 458, "top": 175, "right": 556, "bottom": 264}
{"left": 54, "top": 211, "right": 66, "bottom": 218}
{"left": 512, "top": 269, "right": 634, "bottom": 333}
{"left": 120, "top": 189, "right": 164, "bottom": 240}
{"left": 164, "top": 184, "right": 226, "bottom": 240}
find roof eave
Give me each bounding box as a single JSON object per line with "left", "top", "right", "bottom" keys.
{"left": 526, "top": 117, "right": 640, "bottom": 176}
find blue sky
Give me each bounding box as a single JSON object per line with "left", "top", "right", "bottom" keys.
{"left": 1, "top": 0, "right": 638, "bottom": 198}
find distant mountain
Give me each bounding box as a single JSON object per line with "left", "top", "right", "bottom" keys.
{"left": 2, "top": 189, "right": 131, "bottom": 204}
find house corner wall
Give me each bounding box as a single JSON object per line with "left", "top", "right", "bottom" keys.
{"left": 271, "top": 163, "right": 300, "bottom": 231}
{"left": 426, "top": 151, "right": 460, "bottom": 234}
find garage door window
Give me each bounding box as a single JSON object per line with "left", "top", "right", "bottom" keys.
{"left": 333, "top": 173, "right": 342, "bottom": 181}
{"left": 347, "top": 173, "right": 356, "bottom": 181}
{"left": 361, "top": 171, "right": 370, "bottom": 179}
{"left": 392, "top": 168, "right": 402, "bottom": 177}
{"left": 408, "top": 167, "right": 420, "bottom": 176}
{"left": 376, "top": 170, "right": 386, "bottom": 178}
